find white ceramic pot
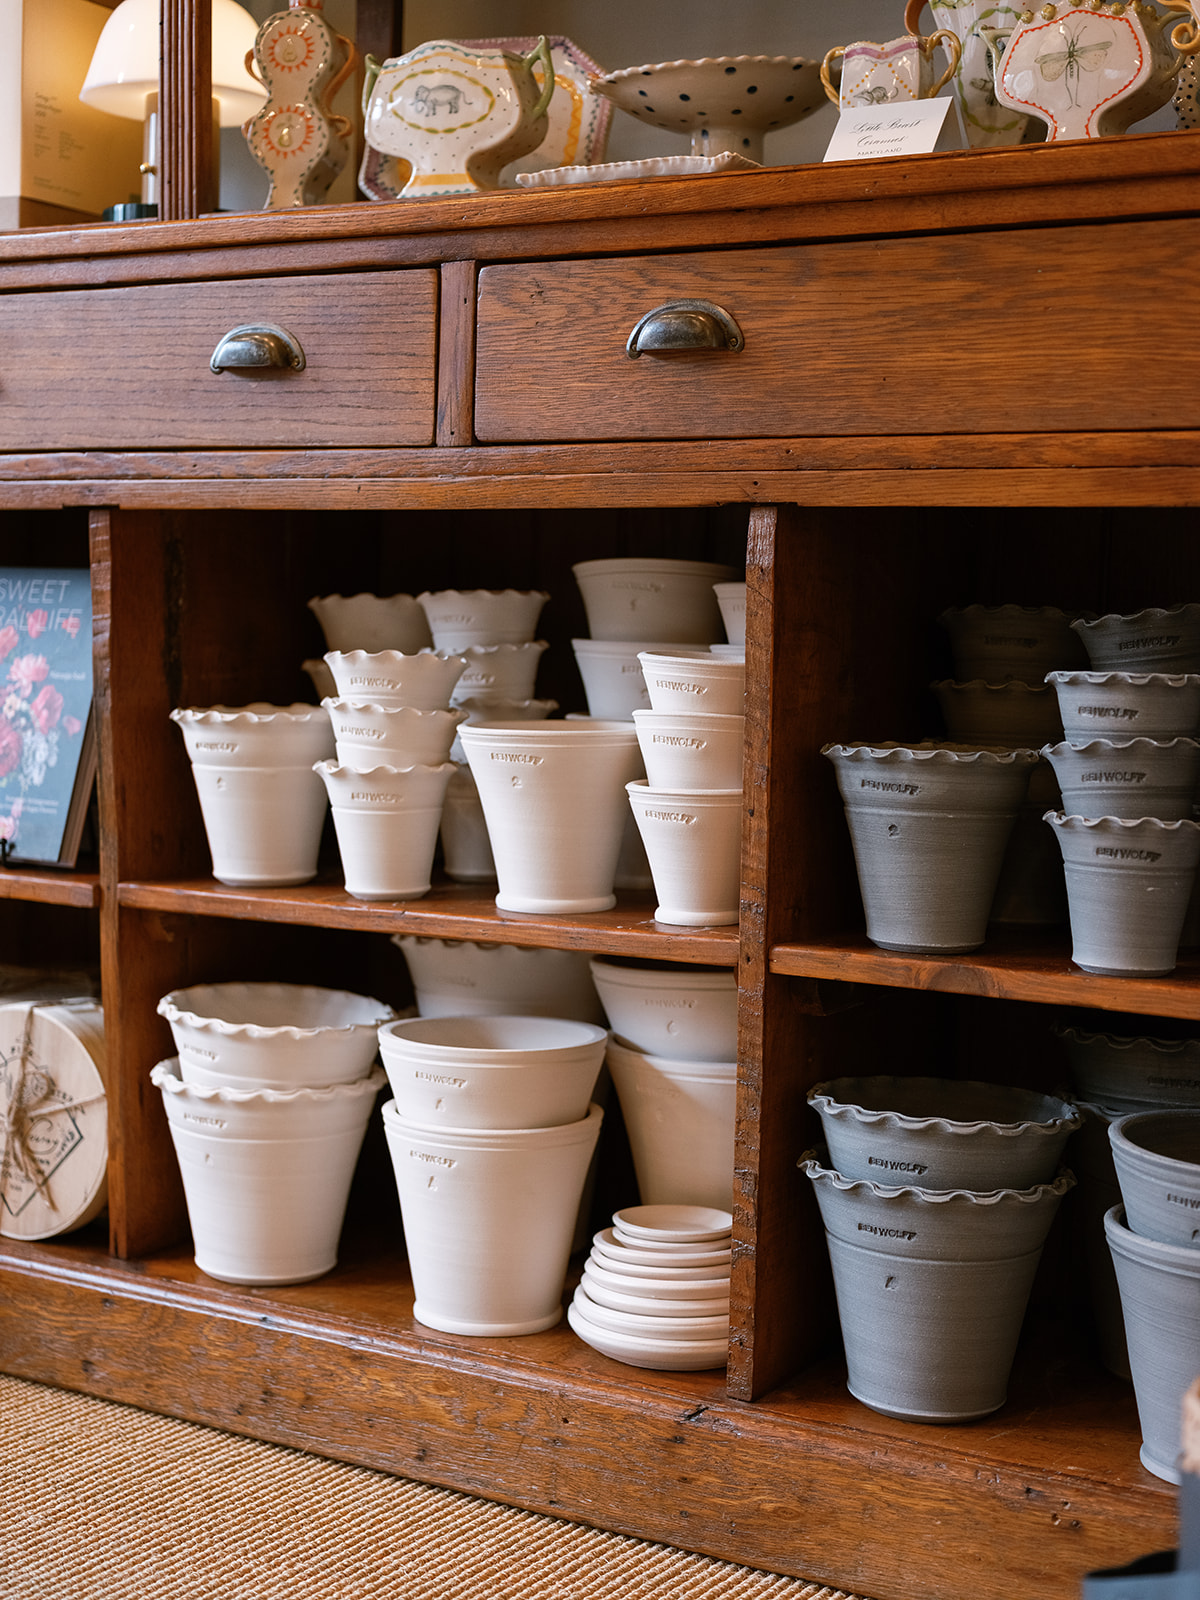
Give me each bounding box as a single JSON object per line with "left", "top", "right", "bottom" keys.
{"left": 314, "top": 760, "right": 456, "bottom": 901}
{"left": 626, "top": 780, "right": 742, "bottom": 927}
{"left": 417, "top": 588, "right": 550, "bottom": 651}
{"left": 709, "top": 644, "right": 746, "bottom": 661}
{"left": 301, "top": 658, "right": 337, "bottom": 701}
{"left": 378, "top": 1013, "right": 607, "bottom": 1128}
{"left": 323, "top": 649, "right": 468, "bottom": 711}
{"left": 323, "top": 699, "right": 467, "bottom": 768}
{"left": 381, "top": 1098, "right": 604, "bottom": 1335}
{"left": 307, "top": 593, "right": 432, "bottom": 654}
{"left": 171, "top": 703, "right": 334, "bottom": 768}
{"left": 394, "top": 936, "right": 605, "bottom": 1024}
{"left": 1046, "top": 671, "right": 1200, "bottom": 743}
{"left": 449, "top": 695, "right": 558, "bottom": 761}
{"left": 713, "top": 581, "right": 747, "bottom": 645}
{"left": 438, "top": 763, "right": 497, "bottom": 882}
{"left": 605, "top": 1036, "right": 736, "bottom": 1211}
{"left": 632, "top": 710, "right": 744, "bottom": 792}
{"left": 460, "top": 721, "right": 643, "bottom": 913}
{"left": 152, "top": 1058, "right": 384, "bottom": 1284}
{"left": 450, "top": 641, "right": 549, "bottom": 704}
{"left": 637, "top": 652, "right": 746, "bottom": 717}
{"left": 589, "top": 957, "right": 737, "bottom": 1062}
{"left": 571, "top": 640, "right": 710, "bottom": 721}
{"left": 572, "top": 557, "right": 737, "bottom": 643}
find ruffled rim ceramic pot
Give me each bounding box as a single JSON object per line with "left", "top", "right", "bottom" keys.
{"left": 307, "top": 592, "right": 432, "bottom": 655}
{"left": 1108, "top": 1109, "right": 1200, "bottom": 1248}
{"left": 323, "top": 649, "right": 468, "bottom": 711}
{"left": 637, "top": 652, "right": 746, "bottom": 717}
{"left": 572, "top": 557, "right": 738, "bottom": 644}
{"left": 937, "top": 603, "right": 1089, "bottom": 685}
{"left": 1040, "top": 737, "right": 1200, "bottom": 822}
{"left": 821, "top": 743, "right": 1040, "bottom": 954}
{"left": 1054, "top": 1022, "right": 1200, "bottom": 1111}
{"left": 322, "top": 699, "right": 468, "bottom": 768}
{"left": 931, "top": 679, "right": 1063, "bottom": 747}
{"left": 395, "top": 935, "right": 605, "bottom": 1024}
{"left": 377, "top": 1013, "right": 608, "bottom": 1129}
{"left": 1044, "top": 670, "right": 1200, "bottom": 743}
{"left": 606, "top": 1035, "right": 736, "bottom": 1212}
{"left": 416, "top": 588, "right": 551, "bottom": 652}
{"left": 314, "top": 759, "right": 457, "bottom": 901}
{"left": 1071, "top": 605, "right": 1200, "bottom": 674}
{"left": 170, "top": 703, "right": 335, "bottom": 767}
{"left": 588, "top": 956, "right": 737, "bottom": 1062}
{"left": 1044, "top": 812, "right": 1200, "bottom": 977}
{"left": 807, "top": 1075, "right": 1081, "bottom": 1191}
{"left": 451, "top": 641, "right": 549, "bottom": 704}
{"left": 158, "top": 981, "right": 394, "bottom": 1090}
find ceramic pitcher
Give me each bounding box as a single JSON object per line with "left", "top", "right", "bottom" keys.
{"left": 362, "top": 37, "right": 556, "bottom": 198}
{"left": 904, "top": 0, "right": 1038, "bottom": 145}
{"left": 821, "top": 27, "right": 961, "bottom": 108}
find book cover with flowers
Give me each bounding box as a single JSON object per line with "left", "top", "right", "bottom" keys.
{"left": 0, "top": 568, "right": 93, "bottom": 865}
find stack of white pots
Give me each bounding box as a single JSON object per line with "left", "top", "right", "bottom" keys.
{"left": 1042, "top": 604, "right": 1200, "bottom": 977}
{"left": 304, "top": 590, "right": 434, "bottom": 701}
{"left": 590, "top": 956, "right": 737, "bottom": 1210}
{"left": 152, "top": 981, "right": 392, "bottom": 1284}
{"left": 568, "top": 1203, "right": 733, "bottom": 1372}
{"left": 315, "top": 646, "right": 467, "bottom": 899}
{"left": 377, "top": 1012, "right": 608, "bottom": 1336}
{"left": 802, "top": 1074, "right": 1079, "bottom": 1423}
{"left": 415, "top": 588, "right": 556, "bottom": 883}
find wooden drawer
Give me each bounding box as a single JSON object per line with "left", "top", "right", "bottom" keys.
{"left": 0, "top": 270, "right": 437, "bottom": 449}
{"left": 474, "top": 218, "right": 1200, "bottom": 442}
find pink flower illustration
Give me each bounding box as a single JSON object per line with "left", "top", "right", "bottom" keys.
{"left": 62, "top": 615, "right": 81, "bottom": 640}
{"left": 26, "top": 609, "right": 48, "bottom": 640}
{"left": 0, "top": 716, "right": 22, "bottom": 778}
{"left": 0, "top": 814, "right": 15, "bottom": 841}
{"left": 8, "top": 654, "right": 48, "bottom": 697}
{"left": 63, "top": 714, "right": 82, "bottom": 737}
{"left": 30, "top": 684, "right": 63, "bottom": 734}
{"left": 0, "top": 626, "right": 18, "bottom": 662}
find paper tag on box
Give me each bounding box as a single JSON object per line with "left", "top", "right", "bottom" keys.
{"left": 824, "top": 97, "right": 960, "bottom": 163}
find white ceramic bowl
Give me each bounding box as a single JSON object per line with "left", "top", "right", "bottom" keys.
{"left": 586, "top": 1239, "right": 731, "bottom": 1279}
{"left": 572, "top": 1286, "right": 729, "bottom": 1342}
{"left": 377, "top": 1013, "right": 608, "bottom": 1129}
{"left": 158, "top": 981, "right": 394, "bottom": 1091}
{"left": 572, "top": 557, "right": 737, "bottom": 643}
{"left": 591, "top": 1226, "right": 732, "bottom": 1270}
{"left": 713, "top": 581, "right": 747, "bottom": 645}
{"left": 589, "top": 957, "right": 737, "bottom": 1062}
{"left": 581, "top": 1259, "right": 730, "bottom": 1304}
{"left": 631, "top": 708, "right": 744, "bottom": 792}
{"left": 395, "top": 936, "right": 605, "bottom": 1024}
{"left": 612, "top": 1203, "right": 733, "bottom": 1243}
{"left": 417, "top": 589, "right": 550, "bottom": 651}
{"left": 451, "top": 641, "right": 549, "bottom": 704}
{"left": 307, "top": 593, "right": 432, "bottom": 654}
{"left": 567, "top": 1295, "right": 728, "bottom": 1370}
{"left": 323, "top": 649, "right": 468, "bottom": 711}
{"left": 637, "top": 652, "right": 746, "bottom": 717}
{"left": 322, "top": 699, "right": 467, "bottom": 767}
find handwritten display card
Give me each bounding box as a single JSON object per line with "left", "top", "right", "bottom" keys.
{"left": 824, "top": 98, "right": 959, "bottom": 163}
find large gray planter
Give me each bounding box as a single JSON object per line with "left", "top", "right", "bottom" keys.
{"left": 821, "top": 743, "right": 1039, "bottom": 953}
{"left": 801, "top": 1154, "right": 1074, "bottom": 1422}
{"left": 1069, "top": 1098, "right": 1132, "bottom": 1380}
{"left": 1042, "top": 737, "right": 1200, "bottom": 822}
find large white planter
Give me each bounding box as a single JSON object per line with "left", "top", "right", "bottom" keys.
{"left": 460, "top": 721, "right": 643, "bottom": 913}
{"left": 572, "top": 557, "right": 737, "bottom": 643}
{"left": 158, "top": 981, "right": 393, "bottom": 1090}
{"left": 307, "top": 592, "right": 432, "bottom": 654}
{"left": 632, "top": 710, "right": 744, "bottom": 792}
{"left": 323, "top": 699, "right": 467, "bottom": 768}
{"left": 417, "top": 589, "right": 549, "bottom": 650}
{"left": 589, "top": 956, "right": 737, "bottom": 1062}
{"left": 314, "top": 760, "right": 455, "bottom": 900}
{"left": 323, "top": 649, "right": 468, "bottom": 711}
{"left": 626, "top": 780, "right": 742, "bottom": 927}
{"left": 394, "top": 936, "right": 605, "bottom": 1023}
{"left": 170, "top": 704, "right": 336, "bottom": 887}
{"left": 638, "top": 652, "right": 746, "bottom": 717}
{"left": 381, "top": 1098, "right": 604, "bottom": 1335}
{"left": 152, "top": 1059, "right": 384, "bottom": 1284}
{"left": 378, "top": 1013, "right": 607, "bottom": 1128}
{"left": 605, "top": 1035, "right": 736, "bottom": 1211}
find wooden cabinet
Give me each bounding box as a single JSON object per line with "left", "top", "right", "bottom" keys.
{"left": 1, "top": 44, "right": 1199, "bottom": 1599}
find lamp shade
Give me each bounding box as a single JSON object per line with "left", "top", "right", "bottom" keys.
{"left": 80, "top": 0, "right": 266, "bottom": 125}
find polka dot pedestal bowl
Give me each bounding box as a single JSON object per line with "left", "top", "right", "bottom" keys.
{"left": 588, "top": 55, "right": 827, "bottom": 164}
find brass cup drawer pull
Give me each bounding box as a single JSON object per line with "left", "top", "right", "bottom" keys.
{"left": 210, "top": 323, "right": 307, "bottom": 374}
{"left": 625, "top": 299, "right": 744, "bottom": 358}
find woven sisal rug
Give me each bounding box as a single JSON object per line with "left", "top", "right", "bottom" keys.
{"left": 0, "top": 1374, "right": 872, "bottom": 1600}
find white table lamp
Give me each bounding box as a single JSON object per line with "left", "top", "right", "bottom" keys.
{"left": 79, "top": 0, "right": 266, "bottom": 209}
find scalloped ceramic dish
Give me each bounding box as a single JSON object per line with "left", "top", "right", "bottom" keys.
{"left": 808, "top": 1076, "right": 1081, "bottom": 1192}
{"left": 517, "top": 151, "right": 761, "bottom": 186}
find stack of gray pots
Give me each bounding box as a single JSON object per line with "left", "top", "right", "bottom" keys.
{"left": 1043, "top": 603, "right": 1200, "bottom": 977}
{"left": 801, "top": 1074, "right": 1079, "bottom": 1423}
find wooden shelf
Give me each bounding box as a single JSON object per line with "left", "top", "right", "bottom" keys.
{"left": 0, "top": 866, "right": 100, "bottom": 908}
{"left": 770, "top": 931, "right": 1200, "bottom": 1021}
{"left": 115, "top": 876, "right": 740, "bottom": 964}
{"left": 0, "top": 1229, "right": 1173, "bottom": 1600}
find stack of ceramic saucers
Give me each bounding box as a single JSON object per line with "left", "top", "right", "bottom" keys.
{"left": 568, "top": 1203, "right": 732, "bottom": 1371}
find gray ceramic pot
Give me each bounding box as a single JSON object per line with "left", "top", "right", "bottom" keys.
{"left": 1045, "top": 812, "right": 1200, "bottom": 977}
{"left": 801, "top": 1154, "right": 1074, "bottom": 1423}
{"left": 1109, "top": 1110, "right": 1200, "bottom": 1249}
{"left": 1045, "top": 671, "right": 1200, "bottom": 743}
{"left": 931, "top": 679, "right": 1063, "bottom": 747}
{"left": 1068, "top": 1098, "right": 1132, "bottom": 1381}
{"left": 808, "top": 1075, "right": 1080, "bottom": 1191}
{"left": 821, "top": 743, "right": 1040, "bottom": 954}
{"left": 1056, "top": 1025, "right": 1200, "bottom": 1112}
{"left": 1072, "top": 606, "right": 1200, "bottom": 675}
{"left": 1105, "top": 1203, "right": 1200, "bottom": 1483}
{"left": 938, "top": 604, "right": 1089, "bottom": 687}
{"left": 1041, "top": 737, "right": 1200, "bottom": 822}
